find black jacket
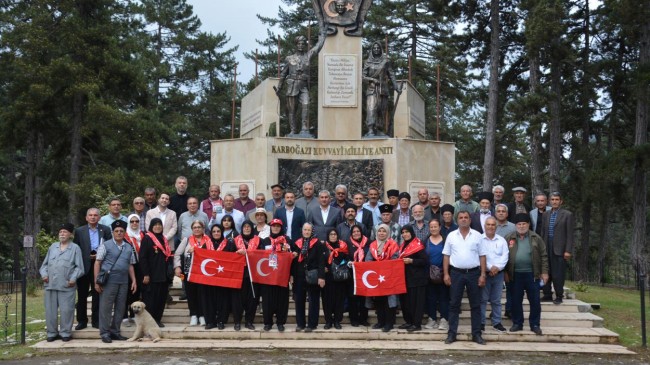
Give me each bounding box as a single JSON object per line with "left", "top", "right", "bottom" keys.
{"left": 290, "top": 237, "right": 327, "bottom": 281}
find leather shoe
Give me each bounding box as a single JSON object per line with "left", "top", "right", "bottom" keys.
{"left": 61, "top": 336, "right": 71, "bottom": 342}
{"left": 47, "top": 335, "right": 61, "bottom": 342}
{"left": 263, "top": 325, "right": 272, "bottom": 331}
{"left": 398, "top": 323, "right": 411, "bottom": 329}
{"left": 277, "top": 324, "right": 285, "bottom": 332}
{"left": 360, "top": 321, "right": 371, "bottom": 327}
{"left": 350, "top": 321, "right": 359, "bottom": 327}
{"left": 217, "top": 322, "right": 225, "bottom": 330}
{"left": 531, "top": 326, "right": 543, "bottom": 335}
{"left": 101, "top": 335, "right": 112, "bottom": 343}
{"left": 295, "top": 326, "right": 304, "bottom": 332}
{"left": 509, "top": 325, "right": 523, "bottom": 332}
{"left": 205, "top": 323, "right": 217, "bottom": 330}
{"left": 553, "top": 297, "right": 563, "bottom": 305}
{"left": 234, "top": 323, "right": 241, "bottom": 331}
{"left": 110, "top": 333, "right": 128, "bottom": 341}
{"left": 372, "top": 323, "right": 383, "bottom": 330}
{"left": 334, "top": 322, "right": 342, "bottom": 330}
{"left": 245, "top": 322, "right": 255, "bottom": 330}
{"left": 382, "top": 325, "right": 393, "bottom": 332}
{"left": 304, "top": 327, "right": 313, "bottom": 333}
{"left": 157, "top": 322, "right": 165, "bottom": 328}
{"left": 74, "top": 322, "right": 87, "bottom": 331}
{"left": 472, "top": 334, "right": 486, "bottom": 345}
{"left": 444, "top": 335, "right": 456, "bottom": 344}
{"left": 324, "top": 322, "right": 332, "bottom": 330}
{"left": 406, "top": 325, "right": 421, "bottom": 332}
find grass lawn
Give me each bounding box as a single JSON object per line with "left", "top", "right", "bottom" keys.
{"left": 0, "top": 289, "right": 46, "bottom": 361}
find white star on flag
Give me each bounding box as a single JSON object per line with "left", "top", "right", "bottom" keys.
{"left": 378, "top": 275, "right": 386, "bottom": 283}
{"left": 217, "top": 265, "right": 225, "bottom": 273}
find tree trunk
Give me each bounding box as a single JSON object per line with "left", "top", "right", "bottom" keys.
{"left": 597, "top": 203, "right": 609, "bottom": 285}
{"left": 23, "top": 130, "right": 44, "bottom": 280}
{"left": 529, "top": 53, "right": 544, "bottom": 194}
{"left": 631, "top": 0, "right": 649, "bottom": 273}
{"left": 482, "top": 0, "right": 499, "bottom": 191}
{"left": 548, "top": 54, "right": 562, "bottom": 193}
{"left": 68, "top": 92, "right": 86, "bottom": 225}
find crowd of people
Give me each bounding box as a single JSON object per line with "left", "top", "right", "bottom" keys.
{"left": 40, "top": 177, "right": 574, "bottom": 346}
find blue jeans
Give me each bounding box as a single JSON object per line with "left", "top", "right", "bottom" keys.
{"left": 448, "top": 267, "right": 482, "bottom": 337}
{"left": 481, "top": 271, "right": 504, "bottom": 326}
{"left": 426, "top": 282, "right": 449, "bottom": 320}
{"left": 511, "top": 271, "right": 541, "bottom": 329}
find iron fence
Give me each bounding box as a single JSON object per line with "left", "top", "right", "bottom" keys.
{"left": 0, "top": 269, "right": 26, "bottom": 345}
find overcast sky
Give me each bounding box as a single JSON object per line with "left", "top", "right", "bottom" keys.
{"left": 187, "top": 0, "right": 284, "bottom": 82}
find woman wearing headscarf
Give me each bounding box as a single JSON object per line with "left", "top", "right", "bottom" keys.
{"left": 203, "top": 224, "right": 226, "bottom": 329}
{"left": 346, "top": 224, "right": 370, "bottom": 327}
{"left": 259, "top": 219, "right": 292, "bottom": 332}
{"left": 398, "top": 224, "right": 429, "bottom": 332}
{"left": 123, "top": 214, "right": 144, "bottom": 326}
{"left": 234, "top": 220, "right": 262, "bottom": 330}
{"left": 291, "top": 222, "right": 326, "bottom": 332}
{"left": 365, "top": 223, "right": 399, "bottom": 332}
{"left": 139, "top": 218, "right": 173, "bottom": 327}
{"left": 424, "top": 219, "right": 449, "bottom": 331}
{"left": 221, "top": 215, "right": 239, "bottom": 240}
{"left": 322, "top": 228, "right": 349, "bottom": 329}
{"left": 174, "top": 219, "right": 211, "bottom": 327}
{"left": 215, "top": 225, "right": 245, "bottom": 330}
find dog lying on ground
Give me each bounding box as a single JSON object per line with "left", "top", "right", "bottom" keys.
{"left": 127, "top": 301, "right": 162, "bottom": 343}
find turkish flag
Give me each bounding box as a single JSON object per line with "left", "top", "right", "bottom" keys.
{"left": 353, "top": 260, "right": 407, "bottom": 296}
{"left": 187, "top": 248, "right": 246, "bottom": 289}
{"left": 246, "top": 250, "right": 293, "bottom": 287}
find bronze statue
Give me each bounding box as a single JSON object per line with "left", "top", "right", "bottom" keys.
{"left": 363, "top": 41, "right": 401, "bottom": 137}
{"left": 276, "top": 26, "right": 327, "bottom": 136}
{"left": 316, "top": 0, "right": 371, "bottom": 37}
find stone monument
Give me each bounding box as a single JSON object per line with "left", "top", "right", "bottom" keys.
{"left": 213, "top": 0, "right": 455, "bottom": 205}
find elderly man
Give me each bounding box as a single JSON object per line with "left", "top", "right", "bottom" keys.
{"left": 411, "top": 188, "right": 430, "bottom": 209}
{"left": 362, "top": 187, "right": 383, "bottom": 225}
{"left": 409, "top": 205, "right": 429, "bottom": 243}
{"left": 425, "top": 192, "right": 442, "bottom": 222}
{"left": 443, "top": 210, "right": 487, "bottom": 345}
{"left": 492, "top": 185, "right": 505, "bottom": 206}
{"left": 540, "top": 192, "right": 574, "bottom": 304}
{"left": 234, "top": 184, "right": 256, "bottom": 214}
{"left": 201, "top": 185, "right": 223, "bottom": 218}
{"left": 375, "top": 204, "right": 402, "bottom": 244}
{"left": 169, "top": 176, "right": 189, "bottom": 218}
{"left": 265, "top": 184, "right": 285, "bottom": 214}
{"left": 144, "top": 187, "right": 157, "bottom": 212}
{"left": 453, "top": 185, "right": 479, "bottom": 221}
{"left": 470, "top": 192, "right": 494, "bottom": 233}
{"left": 392, "top": 192, "right": 413, "bottom": 227}
{"left": 99, "top": 198, "right": 128, "bottom": 228}
{"left": 530, "top": 193, "right": 551, "bottom": 235}
{"left": 386, "top": 189, "right": 399, "bottom": 210}
{"left": 494, "top": 203, "right": 516, "bottom": 319}
{"left": 308, "top": 190, "right": 342, "bottom": 241}
{"left": 94, "top": 220, "right": 137, "bottom": 343}
{"left": 507, "top": 187, "right": 531, "bottom": 223}
{"left": 246, "top": 193, "right": 267, "bottom": 218}
{"left": 505, "top": 213, "right": 548, "bottom": 335}
{"left": 131, "top": 197, "right": 147, "bottom": 233}
{"left": 145, "top": 193, "right": 178, "bottom": 246}
{"left": 480, "top": 217, "right": 509, "bottom": 333}
{"left": 332, "top": 184, "right": 354, "bottom": 218}
{"left": 209, "top": 194, "right": 245, "bottom": 232}
{"left": 178, "top": 196, "right": 209, "bottom": 239}
{"left": 295, "top": 181, "right": 317, "bottom": 220}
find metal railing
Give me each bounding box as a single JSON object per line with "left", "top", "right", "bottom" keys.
{"left": 0, "top": 268, "right": 26, "bottom": 345}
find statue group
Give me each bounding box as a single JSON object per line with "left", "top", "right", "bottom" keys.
{"left": 274, "top": 0, "right": 401, "bottom": 138}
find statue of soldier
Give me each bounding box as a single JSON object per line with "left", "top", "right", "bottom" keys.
{"left": 363, "top": 41, "right": 401, "bottom": 137}
{"left": 276, "top": 26, "right": 327, "bottom": 136}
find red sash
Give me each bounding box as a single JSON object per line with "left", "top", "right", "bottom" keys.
{"left": 369, "top": 239, "right": 399, "bottom": 261}
{"left": 235, "top": 235, "right": 261, "bottom": 251}
{"left": 325, "top": 240, "right": 349, "bottom": 264}
{"left": 269, "top": 235, "right": 289, "bottom": 252}
{"left": 125, "top": 232, "right": 144, "bottom": 254}
{"left": 399, "top": 238, "right": 425, "bottom": 258}
{"left": 189, "top": 234, "right": 213, "bottom": 251}
{"left": 294, "top": 237, "right": 319, "bottom": 263}
{"left": 349, "top": 236, "right": 368, "bottom": 262}
{"left": 217, "top": 238, "right": 245, "bottom": 251}
{"left": 146, "top": 232, "right": 172, "bottom": 261}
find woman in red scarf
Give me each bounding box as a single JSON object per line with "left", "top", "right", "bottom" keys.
{"left": 365, "top": 223, "right": 399, "bottom": 332}
{"left": 233, "top": 220, "right": 262, "bottom": 330}
{"left": 291, "top": 222, "right": 326, "bottom": 332}
{"left": 215, "top": 225, "right": 246, "bottom": 330}
{"left": 259, "top": 219, "right": 292, "bottom": 332}
{"left": 346, "top": 224, "right": 370, "bottom": 327}
{"left": 398, "top": 224, "right": 429, "bottom": 332}
{"left": 174, "top": 220, "right": 212, "bottom": 327}
{"left": 322, "top": 228, "right": 349, "bottom": 329}
{"left": 139, "top": 218, "right": 173, "bottom": 327}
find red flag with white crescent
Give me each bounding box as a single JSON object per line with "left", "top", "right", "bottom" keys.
{"left": 352, "top": 260, "right": 407, "bottom": 296}
{"left": 187, "top": 248, "right": 246, "bottom": 288}
{"left": 246, "top": 250, "right": 293, "bottom": 287}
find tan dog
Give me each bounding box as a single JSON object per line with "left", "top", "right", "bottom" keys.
{"left": 127, "top": 301, "right": 162, "bottom": 343}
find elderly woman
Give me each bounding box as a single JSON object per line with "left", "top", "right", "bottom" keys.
{"left": 221, "top": 215, "right": 239, "bottom": 240}
{"left": 203, "top": 224, "right": 225, "bottom": 329}
{"left": 260, "top": 219, "right": 292, "bottom": 331}
{"left": 424, "top": 219, "right": 449, "bottom": 330}
{"left": 234, "top": 220, "right": 262, "bottom": 330}
{"left": 174, "top": 219, "right": 211, "bottom": 327}
{"left": 346, "top": 224, "right": 370, "bottom": 327}
{"left": 215, "top": 228, "right": 246, "bottom": 330}
{"left": 365, "top": 223, "right": 399, "bottom": 332}
{"left": 123, "top": 214, "right": 144, "bottom": 326}
{"left": 291, "top": 222, "right": 326, "bottom": 332}
{"left": 40, "top": 223, "right": 84, "bottom": 342}
{"left": 139, "top": 218, "right": 173, "bottom": 327}
{"left": 322, "top": 228, "right": 349, "bottom": 329}
{"left": 398, "top": 224, "right": 429, "bottom": 332}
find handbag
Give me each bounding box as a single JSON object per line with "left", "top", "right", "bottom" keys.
{"left": 331, "top": 261, "right": 350, "bottom": 282}
{"left": 429, "top": 264, "right": 443, "bottom": 284}
{"left": 305, "top": 268, "right": 319, "bottom": 285}
{"left": 95, "top": 243, "right": 125, "bottom": 285}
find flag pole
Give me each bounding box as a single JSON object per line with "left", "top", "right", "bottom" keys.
{"left": 245, "top": 252, "right": 256, "bottom": 298}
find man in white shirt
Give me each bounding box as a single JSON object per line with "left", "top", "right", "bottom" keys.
{"left": 145, "top": 193, "right": 178, "bottom": 247}
{"left": 479, "top": 217, "right": 509, "bottom": 333}
{"left": 209, "top": 194, "right": 245, "bottom": 232}
{"left": 308, "top": 190, "right": 341, "bottom": 241}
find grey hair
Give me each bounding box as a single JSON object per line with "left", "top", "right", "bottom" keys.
{"left": 334, "top": 184, "right": 347, "bottom": 193}
{"left": 318, "top": 190, "right": 331, "bottom": 197}
{"left": 492, "top": 185, "right": 504, "bottom": 193}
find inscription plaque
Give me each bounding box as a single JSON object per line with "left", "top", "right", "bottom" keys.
{"left": 323, "top": 54, "right": 357, "bottom": 107}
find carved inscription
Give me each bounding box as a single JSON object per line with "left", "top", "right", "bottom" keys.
{"left": 323, "top": 54, "right": 357, "bottom": 107}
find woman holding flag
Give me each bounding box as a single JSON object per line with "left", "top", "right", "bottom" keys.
{"left": 174, "top": 219, "right": 211, "bottom": 327}
{"left": 234, "top": 220, "right": 262, "bottom": 330}
{"left": 322, "top": 228, "right": 349, "bottom": 330}
{"left": 397, "top": 224, "right": 429, "bottom": 332}
{"left": 215, "top": 226, "right": 246, "bottom": 330}
{"left": 260, "top": 219, "right": 292, "bottom": 332}
{"left": 365, "top": 223, "right": 399, "bottom": 332}
{"left": 346, "top": 224, "right": 370, "bottom": 327}
{"left": 139, "top": 218, "right": 173, "bottom": 327}
{"left": 204, "top": 224, "right": 226, "bottom": 329}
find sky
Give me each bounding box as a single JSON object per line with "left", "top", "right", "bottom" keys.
{"left": 187, "top": 0, "right": 284, "bottom": 82}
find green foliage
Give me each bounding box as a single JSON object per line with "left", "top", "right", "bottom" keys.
{"left": 573, "top": 281, "right": 589, "bottom": 293}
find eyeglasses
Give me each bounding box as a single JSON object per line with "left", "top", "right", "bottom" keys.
{"left": 130, "top": 220, "right": 140, "bottom": 223}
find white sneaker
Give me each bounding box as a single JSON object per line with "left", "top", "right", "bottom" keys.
{"left": 424, "top": 318, "right": 438, "bottom": 329}
{"left": 190, "top": 315, "right": 198, "bottom": 326}
{"left": 199, "top": 316, "right": 206, "bottom": 326}
{"left": 438, "top": 318, "right": 449, "bottom": 331}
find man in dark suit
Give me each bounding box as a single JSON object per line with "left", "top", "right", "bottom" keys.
{"left": 307, "top": 190, "right": 341, "bottom": 241}
{"left": 351, "top": 192, "right": 374, "bottom": 238}
{"left": 470, "top": 192, "right": 495, "bottom": 234}
{"left": 273, "top": 191, "right": 306, "bottom": 243}
{"left": 540, "top": 192, "right": 575, "bottom": 304}
{"left": 73, "top": 207, "right": 112, "bottom": 330}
